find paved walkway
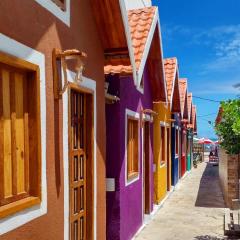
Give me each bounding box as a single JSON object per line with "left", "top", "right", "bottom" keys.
{"left": 135, "top": 161, "right": 227, "bottom": 240}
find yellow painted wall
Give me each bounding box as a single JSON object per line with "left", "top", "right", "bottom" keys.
{"left": 153, "top": 102, "right": 172, "bottom": 204}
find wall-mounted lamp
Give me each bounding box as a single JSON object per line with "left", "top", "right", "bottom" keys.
{"left": 52, "top": 48, "right": 87, "bottom": 99}
{"left": 140, "top": 108, "right": 158, "bottom": 127}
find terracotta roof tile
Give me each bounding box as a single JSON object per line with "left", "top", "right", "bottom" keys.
{"left": 215, "top": 107, "right": 223, "bottom": 124}
{"left": 104, "top": 65, "right": 132, "bottom": 75}
{"left": 128, "top": 7, "right": 156, "bottom": 70}
{"left": 187, "top": 93, "right": 192, "bottom": 120}
{"left": 192, "top": 105, "right": 197, "bottom": 131}
{"left": 179, "top": 78, "right": 188, "bottom": 115}
{"left": 164, "top": 57, "right": 177, "bottom": 102}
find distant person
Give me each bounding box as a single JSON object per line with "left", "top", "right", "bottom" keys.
{"left": 209, "top": 151, "right": 214, "bottom": 162}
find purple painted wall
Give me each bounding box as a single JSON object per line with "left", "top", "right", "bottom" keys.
{"left": 106, "top": 76, "right": 121, "bottom": 239}
{"left": 106, "top": 69, "right": 154, "bottom": 240}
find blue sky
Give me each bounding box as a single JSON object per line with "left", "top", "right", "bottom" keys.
{"left": 153, "top": 0, "right": 240, "bottom": 139}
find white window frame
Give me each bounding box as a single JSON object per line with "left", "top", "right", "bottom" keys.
{"left": 0, "top": 34, "right": 47, "bottom": 235}
{"left": 125, "top": 109, "right": 140, "bottom": 186}
{"left": 160, "top": 123, "right": 166, "bottom": 168}
{"left": 34, "top": 0, "right": 70, "bottom": 26}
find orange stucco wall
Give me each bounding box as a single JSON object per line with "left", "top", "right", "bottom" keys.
{"left": 0, "top": 0, "right": 106, "bottom": 239}
{"left": 153, "top": 102, "right": 171, "bottom": 204}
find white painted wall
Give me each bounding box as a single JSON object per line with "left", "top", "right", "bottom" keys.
{"left": 124, "top": 0, "right": 152, "bottom": 10}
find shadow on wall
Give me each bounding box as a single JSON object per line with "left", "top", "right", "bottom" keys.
{"left": 195, "top": 162, "right": 226, "bottom": 208}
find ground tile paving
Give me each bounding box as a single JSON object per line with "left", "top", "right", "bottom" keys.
{"left": 135, "top": 161, "right": 227, "bottom": 240}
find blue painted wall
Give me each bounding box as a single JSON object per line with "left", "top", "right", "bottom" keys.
{"left": 171, "top": 113, "right": 181, "bottom": 186}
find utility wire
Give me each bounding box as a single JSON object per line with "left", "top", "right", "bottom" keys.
{"left": 192, "top": 95, "right": 221, "bottom": 103}
{"left": 198, "top": 112, "right": 217, "bottom": 117}
{"left": 198, "top": 118, "right": 214, "bottom": 127}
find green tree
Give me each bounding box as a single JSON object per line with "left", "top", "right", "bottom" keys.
{"left": 215, "top": 99, "right": 240, "bottom": 154}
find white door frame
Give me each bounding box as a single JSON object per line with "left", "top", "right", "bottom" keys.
{"left": 62, "top": 70, "right": 97, "bottom": 240}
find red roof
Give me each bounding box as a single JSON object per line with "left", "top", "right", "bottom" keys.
{"left": 104, "top": 65, "right": 132, "bottom": 75}
{"left": 179, "top": 78, "right": 188, "bottom": 117}
{"left": 164, "top": 58, "right": 177, "bottom": 102}
{"left": 187, "top": 93, "right": 192, "bottom": 121}
{"left": 104, "top": 6, "right": 156, "bottom": 75}
{"left": 128, "top": 7, "right": 156, "bottom": 70}
{"left": 215, "top": 107, "right": 223, "bottom": 124}
{"left": 192, "top": 105, "right": 197, "bottom": 132}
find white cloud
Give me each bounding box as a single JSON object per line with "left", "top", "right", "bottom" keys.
{"left": 193, "top": 84, "right": 239, "bottom": 95}
{"left": 190, "top": 76, "right": 240, "bottom": 95}
{"left": 162, "top": 24, "right": 240, "bottom": 95}
{"left": 162, "top": 24, "right": 240, "bottom": 71}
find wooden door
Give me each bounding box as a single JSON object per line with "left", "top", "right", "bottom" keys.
{"left": 178, "top": 130, "right": 182, "bottom": 179}
{"left": 69, "top": 90, "right": 87, "bottom": 240}
{"left": 167, "top": 128, "right": 170, "bottom": 191}
{"left": 143, "top": 122, "right": 150, "bottom": 214}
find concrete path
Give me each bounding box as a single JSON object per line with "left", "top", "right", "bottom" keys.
{"left": 135, "top": 161, "right": 227, "bottom": 240}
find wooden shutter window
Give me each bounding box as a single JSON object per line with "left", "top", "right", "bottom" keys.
{"left": 0, "top": 53, "right": 41, "bottom": 219}
{"left": 127, "top": 118, "right": 139, "bottom": 180}
{"left": 161, "top": 126, "right": 165, "bottom": 165}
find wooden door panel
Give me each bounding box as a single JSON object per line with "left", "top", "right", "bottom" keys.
{"left": 0, "top": 68, "right": 30, "bottom": 205}
{"left": 70, "top": 90, "right": 87, "bottom": 240}
{"left": 2, "top": 70, "right": 12, "bottom": 198}
{"left": 15, "top": 73, "right": 25, "bottom": 194}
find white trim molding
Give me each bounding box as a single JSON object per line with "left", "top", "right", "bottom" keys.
{"left": 62, "top": 70, "right": 97, "bottom": 240}
{"left": 124, "top": 0, "right": 152, "bottom": 10}
{"left": 156, "top": 9, "right": 168, "bottom": 104}
{"left": 137, "top": 8, "right": 158, "bottom": 87}
{"left": 119, "top": 0, "right": 137, "bottom": 86}
{"left": 169, "top": 61, "right": 178, "bottom": 111}
{"left": 0, "top": 34, "right": 47, "bottom": 235}
{"left": 34, "top": 0, "right": 70, "bottom": 26}
{"left": 125, "top": 109, "right": 141, "bottom": 186}
{"left": 160, "top": 121, "right": 167, "bottom": 127}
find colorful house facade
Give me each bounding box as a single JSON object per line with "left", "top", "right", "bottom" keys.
{"left": 105, "top": 4, "right": 167, "bottom": 240}
{"left": 163, "top": 58, "right": 181, "bottom": 186}
{"left": 0, "top": 1, "right": 109, "bottom": 240}
{"left": 179, "top": 78, "right": 189, "bottom": 177}
{"left": 152, "top": 58, "right": 179, "bottom": 203}
{"left": 153, "top": 99, "right": 170, "bottom": 204}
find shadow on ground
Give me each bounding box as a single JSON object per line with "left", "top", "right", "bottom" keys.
{"left": 194, "top": 235, "right": 224, "bottom": 240}
{"left": 194, "top": 235, "right": 240, "bottom": 240}
{"left": 195, "top": 162, "right": 226, "bottom": 208}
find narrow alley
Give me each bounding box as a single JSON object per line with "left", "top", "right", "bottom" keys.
{"left": 135, "top": 161, "right": 226, "bottom": 240}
